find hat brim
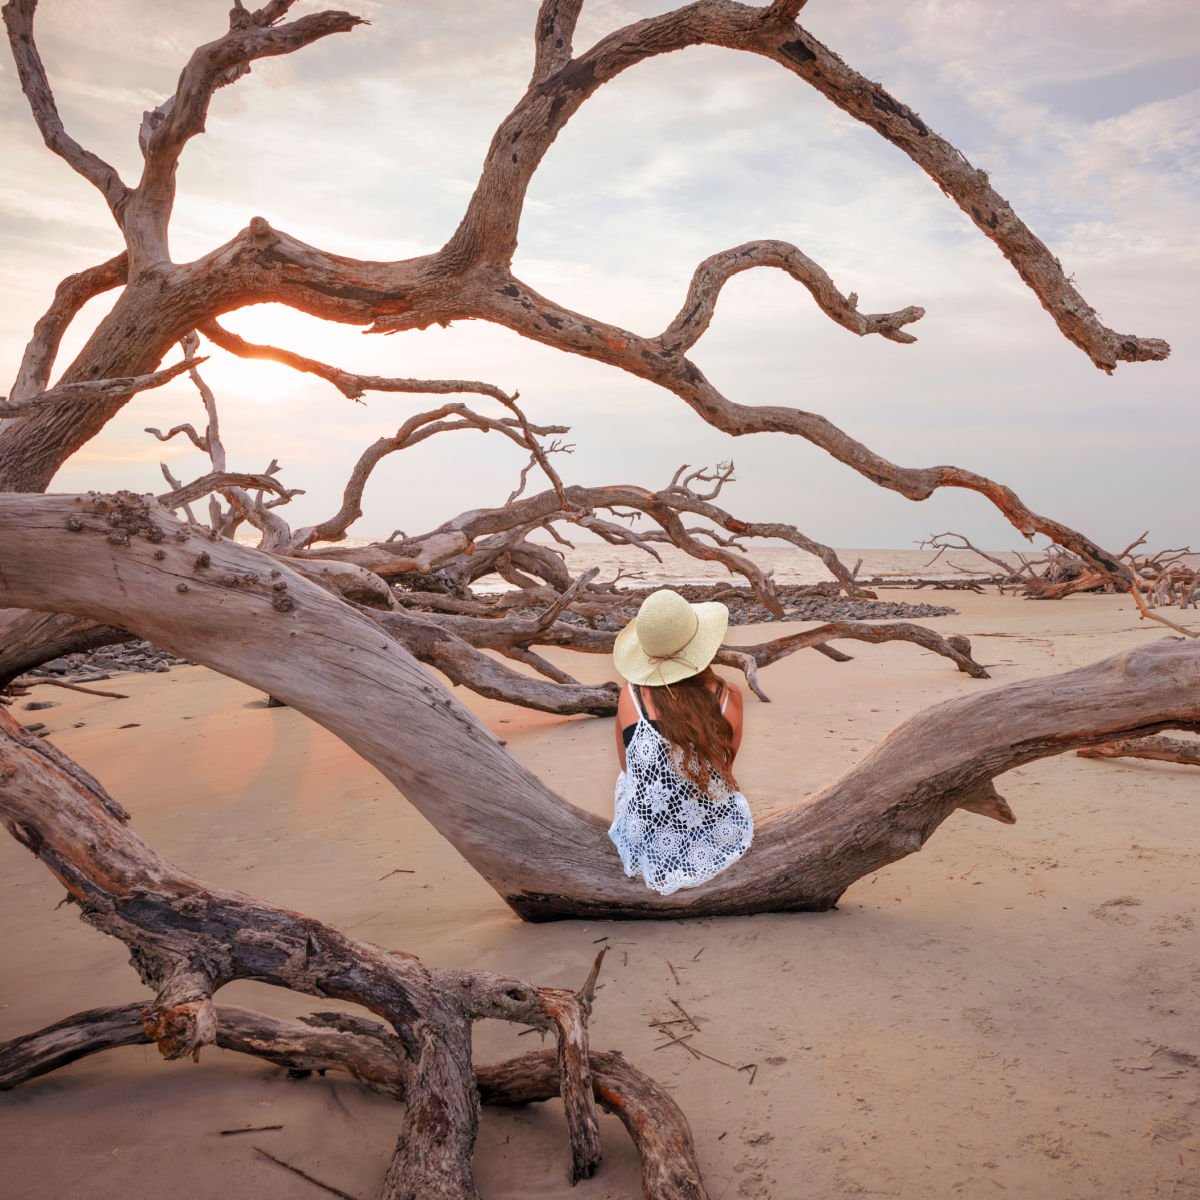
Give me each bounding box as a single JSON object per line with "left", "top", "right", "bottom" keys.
{"left": 612, "top": 600, "right": 729, "bottom": 686}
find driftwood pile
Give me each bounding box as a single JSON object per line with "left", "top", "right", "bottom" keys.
{"left": 920, "top": 531, "right": 1197, "bottom": 606}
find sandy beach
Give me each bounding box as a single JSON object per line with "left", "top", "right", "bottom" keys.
{"left": 2, "top": 589, "right": 1197, "bottom": 1200}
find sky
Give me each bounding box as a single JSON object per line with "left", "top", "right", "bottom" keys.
{"left": 1, "top": 0, "right": 1197, "bottom": 555}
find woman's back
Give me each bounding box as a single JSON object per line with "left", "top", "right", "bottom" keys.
{"left": 610, "top": 677, "right": 753, "bottom": 895}
{"left": 608, "top": 588, "right": 755, "bottom": 894}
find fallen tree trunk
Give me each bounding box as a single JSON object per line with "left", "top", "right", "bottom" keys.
{"left": 0, "top": 706, "right": 704, "bottom": 1198}
{"left": 2, "top": 492, "right": 1198, "bottom": 921}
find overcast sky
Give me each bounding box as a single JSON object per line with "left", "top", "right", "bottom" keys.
{"left": 2, "top": 1, "right": 1196, "bottom": 553}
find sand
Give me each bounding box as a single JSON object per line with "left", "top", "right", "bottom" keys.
{"left": 2, "top": 590, "right": 1198, "bottom": 1200}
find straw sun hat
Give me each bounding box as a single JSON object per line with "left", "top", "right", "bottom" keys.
{"left": 613, "top": 589, "right": 729, "bottom": 686}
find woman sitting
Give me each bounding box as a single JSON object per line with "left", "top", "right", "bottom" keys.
{"left": 609, "top": 588, "right": 753, "bottom": 895}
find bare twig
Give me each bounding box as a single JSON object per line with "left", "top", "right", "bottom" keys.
{"left": 252, "top": 1147, "right": 360, "bottom": 1200}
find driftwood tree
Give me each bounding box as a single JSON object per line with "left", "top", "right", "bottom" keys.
{"left": 2, "top": 2, "right": 1195, "bottom": 1195}
{"left": 919, "top": 531, "right": 1199, "bottom": 606}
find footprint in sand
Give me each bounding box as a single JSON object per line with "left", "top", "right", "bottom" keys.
{"left": 962, "top": 1006, "right": 1000, "bottom": 1037}
{"left": 1090, "top": 895, "right": 1142, "bottom": 925}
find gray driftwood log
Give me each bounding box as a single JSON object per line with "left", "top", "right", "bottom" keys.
{"left": 3, "top": 492, "right": 1198, "bottom": 921}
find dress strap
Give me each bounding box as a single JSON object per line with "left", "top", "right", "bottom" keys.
{"left": 628, "top": 681, "right": 648, "bottom": 719}
{"left": 719, "top": 684, "right": 729, "bottom": 715}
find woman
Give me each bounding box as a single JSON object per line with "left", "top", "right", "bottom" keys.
{"left": 609, "top": 588, "right": 753, "bottom": 895}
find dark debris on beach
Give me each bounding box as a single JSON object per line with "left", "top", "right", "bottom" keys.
{"left": 25, "top": 640, "right": 192, "bottom": 683}
{"left": 21, "top": 585, "right": 958, "bottom": 681}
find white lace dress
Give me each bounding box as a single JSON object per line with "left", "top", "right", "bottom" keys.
{"left": 609, "top": 683, "right": 754, "bottom": 895}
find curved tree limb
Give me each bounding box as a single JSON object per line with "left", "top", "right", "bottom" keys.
{"left": 473, "top": 267, "right": 1139, "bottom": 585}
{"left": 755, "top": 20, "right": 1170, "bottom": 372}
{"left": 288, "top": 401, "right": 569, "bottom": 552}
{"left": 427, "top": 0, "right": 1166, "bottom": 371}
{"left": 735, "top": 621, "right": 989, "bottom": 680}
{"left": 2, "top": 0, "right": 130, "bottom": 214}
{"left": 128, "top": 4, "right": 365, "bottom": 266}
{"left": 5, "top": 252, "right": 128, "bottom": 406}
{"left": 659, "top": 239, "right": 924, "bottom": 353}
{"left": 198, "top": 318, "right": 517, "bottom": 404}
{"left": 0, "top": 612, "right": 129, "bottom": 690}
{"left": 157, "top": 470, "right": 292, "bottom": 510}
{"left": 3, "top": 493, "right": 1197, "bottom": 922}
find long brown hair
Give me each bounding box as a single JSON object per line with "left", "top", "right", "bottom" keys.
{"left": 643, "top": 667, "right": 736, "bottom": 791}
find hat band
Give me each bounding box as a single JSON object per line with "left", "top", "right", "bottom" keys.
{"left": 642, "top": 609, "right": 702, "bottom": 683}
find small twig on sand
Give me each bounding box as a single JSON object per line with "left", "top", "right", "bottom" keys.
{"left": 219, "top": 1124, "right": 284, "bottom": 1136}
{"left": 376, "top": 868, "right": 415, "bottom": 880}
{"left": 665, "top": 959, "right": 681, "bottom": 987}
{"left": 657, "top": 1027, "right": 743, "bottom": 1071}
{"left": 669, "top": 997, "right": 701, "bottom": 1032}
{"left": 654, "top": 1029, "right": 699, "bottom": 1057}
{"left": 253, "top": 1147, "right": 360, "bottom": 1200}
{"left": 739, "top": 1063, "right": 758, "bottom": 1085}
{"left": 691, "top": 946, "right": 705, "bottom": 961}
{"left": 12, "top": 676, "right": 128, "bottom": 699}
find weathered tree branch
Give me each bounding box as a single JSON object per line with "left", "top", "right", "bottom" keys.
{"left": 754, "top": 21, "right": 1170, "bottom": 372}
{"left": 0, "top": 358, "right": 197, "bottom": 416}
{"left": 474, "top": 268, "right": 1140, "bottom": 586}
{"left": 3, "top": 493, "right": 1197, "bottom": 921}
{"left": 0, "top": 612, "right": 128, "bottom": 690}
{"left": 530, "top": 0, "right": 585, "bottom": 86}
{"left": 310, "top": 476, "right": 867, "bottom": 606}
{"left": 129, "top": 5, "right": 365, "bottom": 265}
{"left": 157, "top": 470, "right": 291, "bottom": 511}
{"left": 198, "top": 319, "right": 518, "bottom": 404}
{"left": 5, "top": 252, "right": 127, "bottom": 406}
{"left": 659, "top": 239, "right": 924, "bottom": 353}
{"left": 1077, "top": 734, "right": 1200, "bottom": 767}
{"left": 0, "top": 1004, "right": 706, "bottom": 1198}
{"left": 289, "top": 402, "right": 569, "bottom": 552}
{"left": 2, "top": 0, "right": 130, "bottom": 213}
